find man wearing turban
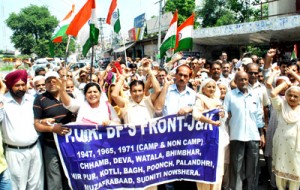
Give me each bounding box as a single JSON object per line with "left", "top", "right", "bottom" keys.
{"left": 0, "top": 70, "right": 44, "bottom": 189}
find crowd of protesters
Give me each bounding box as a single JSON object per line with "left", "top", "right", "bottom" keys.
{"left": 0, "top": 49, "right": 300, "bottom": 190}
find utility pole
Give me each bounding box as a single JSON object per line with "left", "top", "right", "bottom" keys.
{"left": 155, "top": 0, "right": 163, "bottom": 65}
{"left": 98, "top": 18, "right": 106, "bottom": 52}
{"left": 155, "top": 0, "right": 163, "bottom": 52}
{"left": 1, "top": 0, "right": 7, "bottom": 51}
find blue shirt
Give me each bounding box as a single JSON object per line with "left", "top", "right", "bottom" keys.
{"left": 223, "top": 88, "right": 264, "bottom": 141}
{"left": 163, "top": 84, "right": 196, "bottom": 116}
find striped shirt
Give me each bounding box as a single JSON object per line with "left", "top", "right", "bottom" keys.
{"left": 33, "top": 91, "right": 74, "bottom": 145}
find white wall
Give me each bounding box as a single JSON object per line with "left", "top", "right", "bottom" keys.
{"left": 269, "top": 0, "right": 296, "bottom": 17}
{"left": 144, "top": 44, "right": 157, "bottom": 59}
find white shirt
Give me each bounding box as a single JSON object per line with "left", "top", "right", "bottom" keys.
{"left": 163, "top": 84, "right": 196, "bottom": 116}
{"left": 0, "top": 92, "right": 38, "bottom": 146}
{"left": 122, "top": 96, "right": 155, "bottom": 124}
{"left": 248, "top": 81, "right": 270, "bottom": 107}
{"left": 220, "top": 73, "right": 234, "bottom": 87}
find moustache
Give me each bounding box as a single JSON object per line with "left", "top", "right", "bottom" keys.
{"left": 37, "top": 89, "right": 46, "bottom": 94}
{"left": 13, "top": 90, "right": 26, "bottom": 98}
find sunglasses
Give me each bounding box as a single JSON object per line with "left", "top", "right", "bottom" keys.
{"left": 248, "top": 72, "right": 258, "bottom": 75}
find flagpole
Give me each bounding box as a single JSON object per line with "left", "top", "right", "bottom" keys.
{"left": 64, "top": 35, "right": 71, "bottom": 67}
{"left": 121, "top": 32, "right": 128, "bottom": 66}
{"left": 90, "top": 44, "right": 95, "bottom": 83}
{"left": 156, "top": 0, "right": 163, "bottom": 66}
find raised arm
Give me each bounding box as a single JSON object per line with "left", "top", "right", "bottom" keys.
{"left": 270, "top": 80, "right": 290, "bottom": 98}
{"left": 0, "top": 78, "right": 6, "bottom": 122}
{"left": 147, "top": 69, "right": 161, "bottom": 104}
{"left": 164, "top": 52, "right": 183, "bottom": 71}
{"left": 55, "top": 78, "right": 79, "bottom": 113}
{"left": 111, "top": 75, "right": 128, "bottom": 108}
{"left": 265, "top": 67, "right": 280, "bottom": 89}
{"left": 264, "top": 49, "right": 276, "bottom": 70}
{"left": 154, "top": 76, "right": 173, "bottom": 114}
{"left": 286, "top": 67, "right": 300, "bottom": 84}
{"left": 0, "top": 77, "right": 6, "bottom": 95}
{"left": 12, "top": 59, "right": 23, "bottom": 71}
{"left": 56, "top": 78, "right": 71, "bottom": 106}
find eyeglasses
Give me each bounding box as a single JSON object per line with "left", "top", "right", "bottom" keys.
{"left": 248, "top": 72, "right": 258, "bottom": 75}
{"left": 67, "top": 75, "right": 73, "bottom": 78}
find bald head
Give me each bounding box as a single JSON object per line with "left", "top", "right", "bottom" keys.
{"left": 234, "top": 71, "right": 248, "bottom": 80}
{"left": 234, "top": 71, "right": 249, "bottom": 93}
{"left": 246, "top": 63, "right": 259, "bottom": 71}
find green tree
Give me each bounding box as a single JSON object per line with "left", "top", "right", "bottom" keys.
{"left": 164, "top": 0, "right": 195, "bottom": 25}
{"left": 197, "top": 0, "right": 267, "bottom": 28}
{"left": 51, "top": 36, "right": 76, "bottom": 57}
{"left": 6, "top": 5, "right": 60, "bottom": 57}
{"left": 196, "top": 0, "right": 228, "bottom": 27}
{"left": 215, "top": 10, "right": 236, "bottom": 26}
{"left": 227, "top": 0, "right": 261, "bottom": 22}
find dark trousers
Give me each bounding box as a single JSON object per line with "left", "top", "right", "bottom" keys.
{"left": 229, "top": 140, "right": 259, "bottom": 190}
{"left": 44, "top": 145, "right": 70, "bottom": 190}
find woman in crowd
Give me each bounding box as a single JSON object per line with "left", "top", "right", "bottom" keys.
{"left": 192, "top": 78, "right": 229, "bottom": 190}
{"left": 264, "top": 68, "right": 289, "bottom": 189}
{"left": 193, "top": 79, "right": 222, "bottom": 126}
{"left": 111, "top": 66, "right": 161, "bottom": 124}
{"left": 217, "top": 82, "right": 228, "bottom": 104}
{"left": 217, "top": 82, "right": 230, "bottom": 190}
{"left": 57, "top": 79, "right": 120, "bottom": 125}
{"left": 270, "top": 81, "right": 300, "bottom": 190}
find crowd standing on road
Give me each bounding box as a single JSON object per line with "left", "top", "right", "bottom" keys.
{"left": 0, "top": 49, "right": 300, "bottom": 190}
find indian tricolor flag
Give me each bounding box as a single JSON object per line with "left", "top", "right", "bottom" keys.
{"left": 159, "top": 10, "right": 178, "bottom": 58}
{"left": 175, "top": 13, "right": 195, "bottom": 52}
{"left": 106, "top": 0, "right": 121, "bottom": 34}
{"left": 51, "top": 4, "right": 75, "bottom": 43}
{"left": 66, "top": 0, "right": 99, "bottom": 57}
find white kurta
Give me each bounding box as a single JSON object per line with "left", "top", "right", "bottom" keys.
{"left": 271, "top": 96, "right": 300, "bottom": 182}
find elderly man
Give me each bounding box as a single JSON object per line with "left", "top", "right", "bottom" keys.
{"left": 0, "top": 70, "right": 44, "bottom": 189}
{"left": 220, "top": 51, "right": 228, "bottom": 62}
{"left": 65, "top": 79, "right": 84, "bottom": 102}
{"left": 223, "top": 71, "right": 264, "bottom": 190}
{"left": 221, "top": 62, "right": 234, "bottom": 87}
{"left": 32, "top": 75, "right": 46, "bottom": 97}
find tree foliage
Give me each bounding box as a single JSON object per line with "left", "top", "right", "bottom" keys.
{"left": 197, "top": 0, "right": 268, "bottom": 28}
{"left": 51, "top": 36, "right": 76, "bottom": 58}
{"left": 164, "top": 0, "right": 196, "bottom": 25}
{"left": 5, "top": 5, "right": 68, "bottom": 57}
{"left": 197, "top": 0, "right": 228, "bottom": 27}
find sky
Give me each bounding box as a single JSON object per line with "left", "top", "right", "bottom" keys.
{"left": 0, "top": 0, "right": 165, "bottom": 51}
